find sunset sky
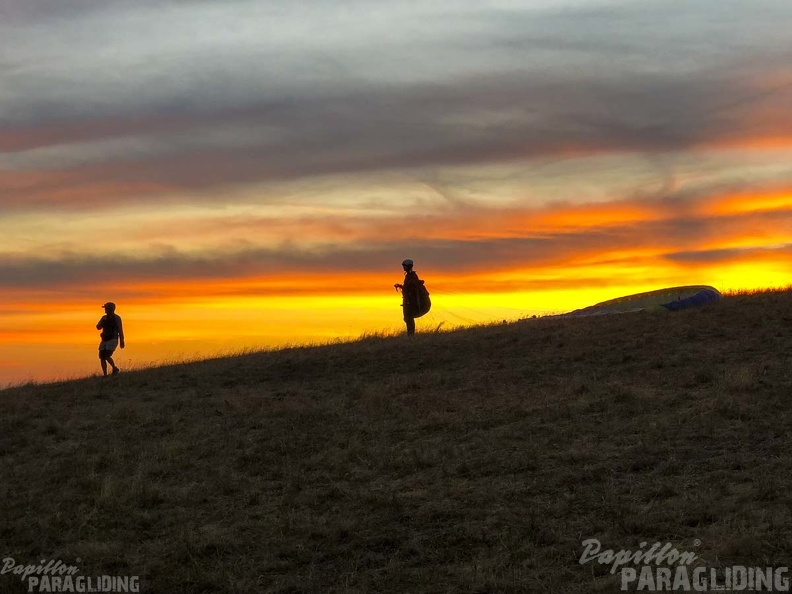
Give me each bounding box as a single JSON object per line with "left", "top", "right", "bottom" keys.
{"left": 1, "top": 0, "right": 791, "bottom": 385}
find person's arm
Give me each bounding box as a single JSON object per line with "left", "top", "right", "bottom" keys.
{"left": 117, "top": 316, "right": 125, "bottom": 349}
{"left": 96, "top": 316, "right": 105, "bottom": 330}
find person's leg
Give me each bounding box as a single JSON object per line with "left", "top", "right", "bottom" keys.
{"left": 99, "top": 348, "right": 119, "bottom": 375}
{"left": 404, "top": 313, "right": 415, "bottom": 336}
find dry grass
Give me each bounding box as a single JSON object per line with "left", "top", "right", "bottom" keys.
{"left": 1, "top": 288, "right": 792, "bottom": 592}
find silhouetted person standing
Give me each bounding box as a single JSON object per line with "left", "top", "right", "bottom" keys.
{"left": 394, "top": 258, "right": 421, "bottom": 336}
{"left": 97, "top": 302, "right": 124, "bottom": 376}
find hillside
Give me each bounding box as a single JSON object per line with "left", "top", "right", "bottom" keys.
{"left": 2, "top": 288, "right": 791, "bottom": 593}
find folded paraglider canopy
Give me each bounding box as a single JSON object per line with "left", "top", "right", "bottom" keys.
{"left": 565, "top": 285, "right": 722, "bottom": 317}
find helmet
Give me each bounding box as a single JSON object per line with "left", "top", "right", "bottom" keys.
{"left": 102, "top": 302, "right": 116, "bottom": 312}
{"left": 402, "top": 259, "right": 414, "bottom": 268}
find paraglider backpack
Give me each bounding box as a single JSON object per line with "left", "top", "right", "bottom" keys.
{"left": 415, "top": 280, "right": 431, "bottom": 318}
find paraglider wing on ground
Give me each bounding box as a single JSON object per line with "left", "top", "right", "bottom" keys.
{"left": 565, "top": 285, "right": 722, "bottom": 317}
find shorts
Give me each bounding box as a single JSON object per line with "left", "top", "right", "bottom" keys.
{"left": 99, "top": 338, "right": 118, "bottom": 359}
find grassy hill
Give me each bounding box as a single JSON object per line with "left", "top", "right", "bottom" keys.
{"left": 2, "top": 288, "right": 791, "bottom": 593}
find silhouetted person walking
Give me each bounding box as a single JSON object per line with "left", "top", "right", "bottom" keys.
{"left": 394, "top": 258, "right": 421, "bottom": 336}
{"left": 97, "top": 302, "right": 124, "bottom": 376}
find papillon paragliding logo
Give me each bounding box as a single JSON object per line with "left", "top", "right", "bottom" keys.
{"left": 579, "top": 539, "right": 791, "bottom": 592}
{"left": 1, "top": 557, "right": 140, "bottom": 593}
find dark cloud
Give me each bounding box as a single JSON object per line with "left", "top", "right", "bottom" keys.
{"left": 3, "top": 68, "right": 791, "bottom": 212}
{"left": 0, "top": 0, "right": 115, "bottom": 24}
{"left": 3, "top": 204, "right": 790, "bottom": 291}
{"left": 2, "top": 0, "right": 790, "bottom": 217}
{"left": 665, "top": 244, "right": 792, "bottom": 264}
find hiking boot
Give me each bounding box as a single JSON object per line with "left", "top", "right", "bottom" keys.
{"left": 112, "top": 367, "right": 120, "bottom": 375}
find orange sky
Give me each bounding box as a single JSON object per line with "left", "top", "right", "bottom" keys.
{"left": 2, "top": 169, "right": 790, "bottom": 385}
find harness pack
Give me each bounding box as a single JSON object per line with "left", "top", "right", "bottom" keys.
{"left": 414, "top": 280, "right": 431, "bottom": 318}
